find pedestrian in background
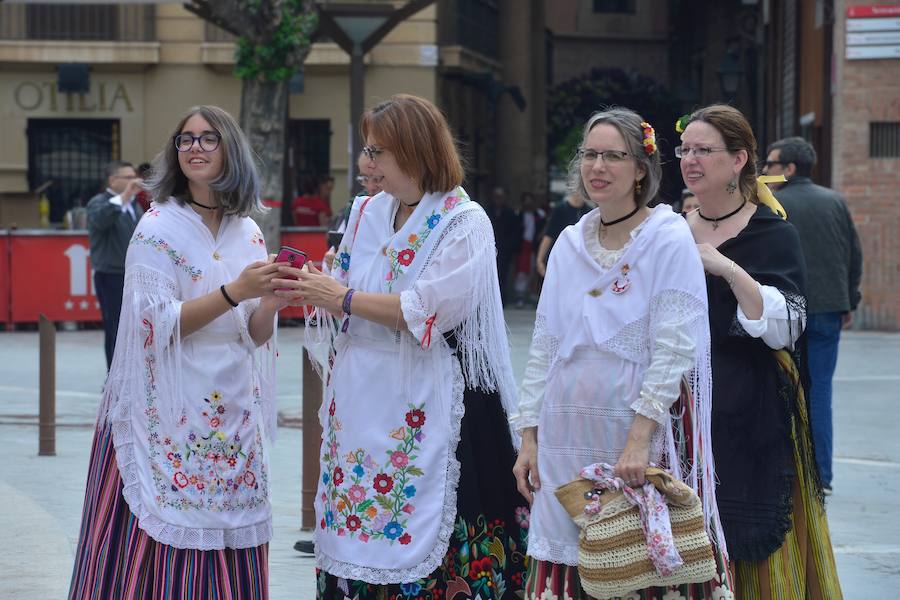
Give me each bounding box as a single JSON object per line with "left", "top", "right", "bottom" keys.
{"left": 680, "top": 104, "right": 842, "bottom": 597}
{"left": 680, "top": 187, "right": 700, "bottom": 216}
{"left": 763, "top": 136, "right": 863, "bottom": 495}
{"left": 276, "top": 94, "right": 527, "bottom": 599}
{"left": 291, "top": 174, "right": 333, "bottom": 226}
{"left": 86, "top": 160, "right": 144, "bottom": 370}
{"left": 69, "top": 105, "right": 284, "bottom": 599}
{"left": 535, "top": 192, "right": 591, "bottom": 278}
{"left": 487, "top": 186, "right": 523, "bottom": 305}
{"left": 512, "top": 108, "right": 729, "bottom": 598}
{"left": 513, "top": 192, "right": 543, "bottom": 307}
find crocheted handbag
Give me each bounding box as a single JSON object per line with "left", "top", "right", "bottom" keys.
{"left": 555, "top": 468, "right": 717, "bottom": 599}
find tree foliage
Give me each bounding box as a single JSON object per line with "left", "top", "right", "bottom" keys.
{"left": 234, "top": 0, "right": 318, "bottom": 82}
{"left": 547, "top": 68, "right": 684, "bottom": 201}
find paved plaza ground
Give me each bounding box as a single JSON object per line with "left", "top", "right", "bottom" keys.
{"left": 1, "top": 310, "right": 898, "bottom": 598}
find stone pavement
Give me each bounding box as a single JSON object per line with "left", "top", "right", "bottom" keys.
{"left": 1, "top": 310, "right": 898, "bottom": 598}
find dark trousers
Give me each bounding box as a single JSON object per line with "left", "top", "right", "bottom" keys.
{"left": 94, "top": 271, "right": 125, "bottom": 370}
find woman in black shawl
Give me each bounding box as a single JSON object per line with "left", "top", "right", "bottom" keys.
{"left": 678, "top": 105, "right": 842, "bottom": 598}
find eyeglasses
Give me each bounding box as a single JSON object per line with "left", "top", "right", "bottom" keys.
{"left": 362, "top": 145, "right": 385, "bottom": 161}
{"left": 173, "top": 132, "right": 221, "bottom": 152}
{"left": 760, "top": 160, "right": 786, "bottom": 169}
{"left": 578, "top": 149, "right": 629, "bottom": 163}
{"left": 674, "top": 146, "right": 729, "bottom": 159}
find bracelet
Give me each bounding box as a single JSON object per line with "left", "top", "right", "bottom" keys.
{"left": 220, "top": 284, "right": 239, "bottom": 308}
{"left": 342, "top": 288, "right": 355, "bottom": 315}
{"left": 726, "top": 260, "right": 737, "bottom": 288}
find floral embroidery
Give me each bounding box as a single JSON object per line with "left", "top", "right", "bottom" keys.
{"left": 146, "top": 383, "right": 268, "bottom": 512}
{"left": 384, "top": 187, "right": 470, "bottom": 291}
{"left": 317, "top": 510, "right": 529, "bottom": 599}
{"left": 320, "top": 398, "right": 427, "bottom": 545}
{"left": 132, "top": 232, "right": 203, "bottom": 281}
{"left": 145, "top": 208, "right": 161, "bottom": 218}
{"left": 250, "top": 231, "right": 265, "bottom": 247}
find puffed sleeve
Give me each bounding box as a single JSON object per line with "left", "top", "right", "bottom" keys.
{"left": 736, "top": 283, "right": 806, "bottom": 350}
{"left": 399, "top": 208, "right": 497, "bottom": 346}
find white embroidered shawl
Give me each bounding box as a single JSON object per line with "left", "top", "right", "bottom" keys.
{"left": 99, "top": 200, "right": 277, "bottom": 550}
{"left": 307, "top": 187, "right": 519, "bottom": 583}
{"left": 533, "top": 205, "right": 726, "bottom": 553}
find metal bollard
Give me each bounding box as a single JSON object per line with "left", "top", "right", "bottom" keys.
{"left": 300, "top": 346, "right": 323, "bottom": 530}
{"left": 38, "top": 314, "right": 56, "bottom": 456}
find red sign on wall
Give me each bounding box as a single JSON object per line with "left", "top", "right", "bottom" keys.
{"left": 0, "top": 232, "right": 10, "bottom": 324}
{"left": 9, "top": 232, "right": 101, "bottom": 323}
{"left": 847, "top": 4, "right": 900, "bottom": 18}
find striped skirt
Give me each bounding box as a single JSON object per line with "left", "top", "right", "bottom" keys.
{"left": 730, "top": 352, "right": 843, "bottom": 599}
{"left": 68, "top": 423, "right": 268, "bottom": 600}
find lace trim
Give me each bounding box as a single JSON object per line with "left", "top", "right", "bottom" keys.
{"left": 315, "top": 356, "right": 465, "bottom": 583}
{"left": 527, "top": 535, "right": 580, "bottom": 566}
{"left": 582, "top": 209, "right": 649, "bottom": 271}
{"left": 110, "top": 403, "right": 273, "bottom": 550}
{"left": 399, "top": 288, "right": 431, "bottom": 346}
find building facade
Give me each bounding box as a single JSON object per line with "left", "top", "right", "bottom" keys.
{"left": 0, "top": 1, "right": 547, "bottom": 228}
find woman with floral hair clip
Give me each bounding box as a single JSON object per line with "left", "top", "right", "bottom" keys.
{"left": 511, "top": 107, "right": 732, "bottom": 599}
{"left": 679, "top": 103, "right": 842, "bottom": 598}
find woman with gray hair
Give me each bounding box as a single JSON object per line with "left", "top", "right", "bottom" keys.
{"left": 510, "top": 108, "right": 731, "bottom": 598}
{"left": 69, "top": 105, "right": 284, "bottom": 598}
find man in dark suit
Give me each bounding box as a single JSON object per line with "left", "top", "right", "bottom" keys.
{"left": 763, "top": 137, "right": 863, "bottom": 494}
{"left": 86, "top": 161, "right": 144, "bottom": 370}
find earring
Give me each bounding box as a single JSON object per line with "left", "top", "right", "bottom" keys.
{"left": 635, "top": 180, "right": 642, "bottom": 194}
{"left": 726, "top": 178, "right": 737, "bottom": 195}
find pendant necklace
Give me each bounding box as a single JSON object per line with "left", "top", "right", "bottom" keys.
{"left": 698, "top": 199, "right": 746, "bottom": 230}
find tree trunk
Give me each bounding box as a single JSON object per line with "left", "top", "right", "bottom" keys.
{"left": 240, "top": 77, "right": 288, "bottom": 253}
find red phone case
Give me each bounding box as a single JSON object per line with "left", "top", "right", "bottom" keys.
{"left": 275, "top": 246, "right": 308, "bottom": 278}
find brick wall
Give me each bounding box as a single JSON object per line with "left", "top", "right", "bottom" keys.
{"left": 833, "top": 0, "right": 900, "bottom": 330}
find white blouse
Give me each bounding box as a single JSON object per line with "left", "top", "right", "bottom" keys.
{"left": 737, "top": 283, "right": 806, "bottom": 350}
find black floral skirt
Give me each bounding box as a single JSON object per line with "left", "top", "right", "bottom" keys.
{"left": 316, "top": 387, "right": 530, "bottom": 599}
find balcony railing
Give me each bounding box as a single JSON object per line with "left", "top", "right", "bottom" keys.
{"left": 0, "top": 4, "right": 155, "bottom": 42}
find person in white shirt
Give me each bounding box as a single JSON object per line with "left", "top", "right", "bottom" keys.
{"left": 510, "top": 108, "right": 730, "bottom": 598}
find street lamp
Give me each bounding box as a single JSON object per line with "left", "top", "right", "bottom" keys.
{"left": 717, "top": 48, "right": 744, "bottom": 99}
{"left": 316, "top": 1, "right": 436, "bottom": 182}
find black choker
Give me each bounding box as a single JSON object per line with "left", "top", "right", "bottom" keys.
{"left": 698, "top": 199, "right": 746, "bottom": 229}
{"left": 188, "top": 197, "right": 218, "bottom": 210}
{"left": 600, "top": 204, "right": 640, "bottom": 227}
{"left": 399, "top": 199, "right": 421, "bottom": 208}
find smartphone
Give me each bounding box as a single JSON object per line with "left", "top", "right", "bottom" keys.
{"left": 275, "top": 245, "right": 308, "bottom": 275}
{"left": 326, "top": 230, "right": 343, "bottom": 249}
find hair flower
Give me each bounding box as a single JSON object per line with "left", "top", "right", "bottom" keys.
{"left": 675, "top": 114, "right": 692, "bottom": 134}
{"left": 640, "top": 121, "right": 657, "bottom": 155}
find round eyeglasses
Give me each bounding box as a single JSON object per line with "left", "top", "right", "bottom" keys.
{"left": 174, "top": 132, "right": 221, "bottom": 152}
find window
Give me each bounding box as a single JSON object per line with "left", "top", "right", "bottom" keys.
{"left": 870, "top": 122, "right": 900, "bottom": 158}
{"left": 27, "top": 119, "right": 118, "bottom": 224}
{"left": 593, "top": 0, "right": 636, "bottom": 14}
